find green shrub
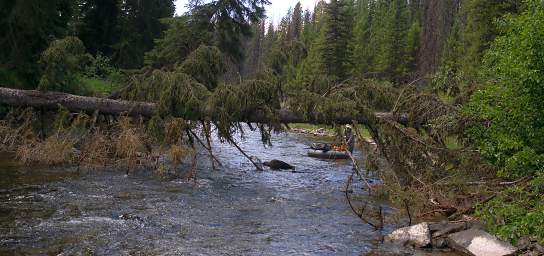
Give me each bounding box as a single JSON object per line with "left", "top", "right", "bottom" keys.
{"left": 468, "top": 0, "right": 544, "bottom": 244}
{"left": 431, "top": 65, "right": 465, "bottom": 98}
{"left": 466, "top": 0, "right": 544, "bottom": 179}
{"left": 38, "top": 37, "right": 90, "bottom": 93}
{"left": 80, "top": 77, "right": 118, "bottom": 97}
{"left": 178, "top": 45, "right": 225, "bottom": 90}
{"left": 83, "top": 53, "right": 122, "bottom": 95}
{"left": 477, "top": 171, "right": 544, "bottom": 244}
{"left": 84, "top": 53, "right": 115, "bottom": 79}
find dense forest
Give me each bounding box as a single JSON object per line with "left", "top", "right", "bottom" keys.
{"left": 1, "top": 0, "right": 176, "bottom": 90}
{"left": 241, "top": 0, "right": 521, "bottom": 93}
{"left": 1, "top": 0, "right": 544, "bottom": 249}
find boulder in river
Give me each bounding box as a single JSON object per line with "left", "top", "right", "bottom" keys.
{"left": 384, "top": 222, "right": 432, "bottom": 248}
{"left": 447, "top": 229, "right": 517, "bottom": 256}
{"left": 263, "top": 160, "right": 294, "bottom": 170}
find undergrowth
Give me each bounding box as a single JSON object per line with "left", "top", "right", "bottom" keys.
{"left": 477, "top": 172, "right": 544, "bottom": 244}
{"left": 0, "top": 108, "right": 194, "bottom": 177}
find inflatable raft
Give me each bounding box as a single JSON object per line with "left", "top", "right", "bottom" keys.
{"left": 307, "top": 149, "right": 350, "bottom": 160}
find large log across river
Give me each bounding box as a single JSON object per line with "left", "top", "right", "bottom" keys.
{"left": 0, "top": 87, "right": 404, "bottom": 125}
{"left": 0, "top": 87, "right": 156, "bottom": 117}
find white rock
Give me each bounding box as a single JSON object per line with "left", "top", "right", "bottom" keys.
{"left": 384, "top": 222, "right": 431, "bottom": 248}
{"left": 448, "top": 229, "right": 517, "bottom": 256}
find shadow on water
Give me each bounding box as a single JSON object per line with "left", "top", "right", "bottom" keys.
{"left": 0, "top": 127, "right": 457, "bottom": 255}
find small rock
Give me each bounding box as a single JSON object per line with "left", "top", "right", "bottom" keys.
{"left": 384, "top": 222, "right": 432, "bottom": 248}
{"left": 516, "top": 237, "right": 533, "bottom": 250}
{"left": 535, "top": 243, "right": 544, "bottom": 253}
{"left": 321, "top": 244, "right": 336, "bottom": 252}
{"left": 269, "top": 197, "right": 285, "bottom": 203}
{"left": 447, "top": 229, "right": 517, "bottom": 256}
{"left": 119, "top": 213, "right": 144, "bottom": 222}
{"left": 517, "top": 240, "right": 544, "bottom": 256}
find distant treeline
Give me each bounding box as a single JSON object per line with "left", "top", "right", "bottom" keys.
{"left": 242, "top": 0, "right": 520, "bottom": 90}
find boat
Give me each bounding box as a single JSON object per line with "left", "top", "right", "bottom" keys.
{"left": 307, "top": 149, "right": 350, "bottom": 160}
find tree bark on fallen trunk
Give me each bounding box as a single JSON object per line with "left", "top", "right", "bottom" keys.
{"left": 0, "top": 87, "right": 156, "bottom": 117}
{"left": 0, "top": 87, "right": 406, "bottom": 125}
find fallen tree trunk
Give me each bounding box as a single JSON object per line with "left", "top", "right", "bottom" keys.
{"left": 0, "top": 87, "right": 156, "bottom": 117}
{"left": 0, "top": 87, "right": 405, "bottom": 125}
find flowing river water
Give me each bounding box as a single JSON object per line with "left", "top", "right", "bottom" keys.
{"left": 0, "top": 128, "right": 456, "bottom": 255}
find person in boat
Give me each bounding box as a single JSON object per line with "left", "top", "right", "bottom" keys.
{"left": 345, "top": 125, "right": 355, "bottom": 153}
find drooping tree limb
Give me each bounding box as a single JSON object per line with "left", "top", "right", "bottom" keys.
{"left": 344, "top": 133, "right": 374, "bottom": 193}
{"left": 344, "top": 171, "right": 381, "bottom": 230}
{"left": 202, "top": 122, "right": 219, "bottom": 170}
{"left": 188, "top": 128, "right": 222, "bottom": 168}
{"left": 226, "top": 137, "right": 263, "bottom": 171}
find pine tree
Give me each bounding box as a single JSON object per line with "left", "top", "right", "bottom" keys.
{"left": 301, "top": 9, "right": 314, "bottom": 45}
{"left": 243, "top": 21, "right": 266, "bottom": 78}
{"left": 401, "top": 20, "right": 422, "bottom": 79}
{"left": 263, "top": 23, "right": 277, "bottom": 56}
{"left": 289, "top": 0, "right": 328, "bottom": 92}
{"left": 391, "top": 0, "right": 417, "bottom": 80}
{"left": 368, "top": 0, "right": 395, "bottom": 75}
{"left": 76, "top": 0, "right": 120, "bottom": 57}
{"left": 349, "top": 0, "right": 373, "bottom": 76}
{"left": 144, "top": 16, "right": 211, "bottom": 69}
{"left": 114, "top": 0, "right": 175, "bottom": 69}
{"left": 461, "top": 0, "right": 520, "bottom": 77}
{"left": 190, "top": 0, "right": 270, "bottom": 62}
{"left": 289, "top": 2, "right": 303, "bottom": 41}
{"left": 318, "top": 0, "right": 354, "bottom": 82}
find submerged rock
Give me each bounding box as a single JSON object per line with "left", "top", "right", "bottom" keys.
{"left": 447, "top": 229, "right": 517, "bottom": 256}
{"left": 384, "top": 222, "right": 432, "bottom": 248}
{"left": 119, "top": 213, "right": 144, "bottom": 223}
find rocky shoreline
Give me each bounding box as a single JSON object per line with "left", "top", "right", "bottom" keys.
{"left": 380, "top": 221, "right": 543, "bottom": 256}
{"left": 289, "top": 127, "right": 378, "bottom": 146}
{"left": 289, "top": 127, "right": 337, "bottom": 137}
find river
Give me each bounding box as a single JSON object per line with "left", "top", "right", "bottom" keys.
{"left": 0, "top": 127, "right": 454, "bottom": 255}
